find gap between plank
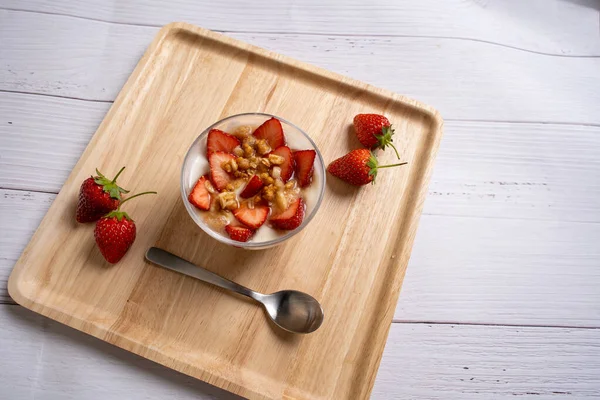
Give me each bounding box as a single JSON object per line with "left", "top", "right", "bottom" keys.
{"left": 2, "top": 6, "right": 599, "bottom": 59}
{"left": 5, "top": 186, "right": 600, "bottom": 227}
{"left": 0, "top": 89, "right": 113, "bottom": 104}
{"left": 422, "top": 212, "right": 600, "bottom": 226}
{"left": 1, "top": 302, "right": 598, "bottom": 330}
{"left": 0, "top": 186, "right": 60, "bottom": 195}
{"left": 445, "top": 117, "right": 600, "bottom": 128}
{"left": 5, "top": 88, "right": 600, "bottom": 129}
{"left": 3, "top": 89, "right": 600, "bottom": 131}
{"left": 393, "top": 319, "right": 600, "bottom": 330}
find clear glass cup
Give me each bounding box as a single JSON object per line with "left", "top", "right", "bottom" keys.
{"left": 181, "top": 113, "right": 326, "bottom": 249}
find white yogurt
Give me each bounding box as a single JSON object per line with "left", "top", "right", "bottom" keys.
{"left": 185, "top": 122, "right": 323, "bottom": 244}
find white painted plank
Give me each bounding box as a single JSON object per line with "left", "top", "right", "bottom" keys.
{"left": 426, "top": 120, "right": 600, "bottom": 224}
{"left": 2, "top": 188, "right": 600, "bottom": 326}
{"left": 1, "top": 305, "right": 599, "bottom": 399}
{"left": 0, "top": 93, "right": 110, "bottom": 192}
{"left": 2, "top": 92, "right": 599, "bottom": 224}
{"left": 398, "top": 215, "right": 600, "bottom": 327}
{"left": 0, "top": 190, "right": 54, "bottom": 304}
{"left": 3, "top": 0, "right": 599, "bottom": 55}
{"left": 375, "top": 323, "right": 600, "bottom": 399}
{"left": 2, "top": 10, "right": 600, "bottom": 123}
{"left": 0, "top": 10, "right": 153, "bottom": 101}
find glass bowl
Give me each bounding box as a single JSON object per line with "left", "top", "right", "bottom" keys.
{"left": 180, "top": 113, "right": 326, "bottom": 250}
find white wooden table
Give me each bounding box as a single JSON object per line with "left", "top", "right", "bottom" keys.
{"left": 1, "top": 1, "right": 600, "bottom": 398}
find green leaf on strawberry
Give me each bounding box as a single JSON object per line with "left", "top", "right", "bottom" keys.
{"left": 374, "top": 125, "right": 401, "bottom": 159}
{"left": 94, "top": 167, "right": 130, "bottom": 199}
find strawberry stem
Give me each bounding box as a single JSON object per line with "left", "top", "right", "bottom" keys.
{"left": 366, "top": 152, "right": 408, "bottom": 184}
{"left": 375, "top": 125, "right": 401, "bottom": 159}
{"left": 102, "top": 191, "right": 157, "bottom": 221}
{"left": 111, "top": 166, "right": 126, "bottom": 183}
{"left": 119, "top": 191, "right": 157, "bottom": 209}
{"left": 378, "top": 161, "right": 407, "bottom": 169}
{"left": 388, "top": 142, "right": 401, "bottom": 159}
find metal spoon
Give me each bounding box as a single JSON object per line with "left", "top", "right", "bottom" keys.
{"left": 145, "top": 247, "right": 324, "bottom": 334}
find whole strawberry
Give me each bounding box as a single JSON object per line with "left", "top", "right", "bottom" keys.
{"left": 353, "top": 114, "right": 400, "bottom": 158}
{"left": 327, "top": 149, "right": 407, "bottom": 186}
{"left": 94, "top": 191, "right": 156, "bottom": 264}
{"left": 76, "top": 167, "right": 129, "bottom": 223}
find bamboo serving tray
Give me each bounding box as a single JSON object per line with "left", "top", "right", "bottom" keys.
{"left": 9, "top": 23, "right": 443, "bottom": 399}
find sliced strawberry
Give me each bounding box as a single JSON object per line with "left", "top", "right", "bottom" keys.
{"left": 253, "top": 117, "right": 285, "bottom": 149}
{"left": 209, "top": 151, "right": 235, "bottom": 191}
{"left": 270, "top": 146, "right": 294, "bottom": 182}
{"left": 188, "top": 175, "right": 211, "bottom": 210}
{"left": 293, "top": 150, "right": 316, "bottom": 187}
{"left": 233, "top": 202, "right": 269, "bottom": 229}
{"left": 270, "top": 198, "right": 305, "bottom": 230}
{"left": 207, "top": 129, "right": 240, "bottom": 156}
{"left": 240, "top": 175, "right": 264, "bottom": 199}
{"left": 225, "top": 225, "right": 254, "bottom": 242}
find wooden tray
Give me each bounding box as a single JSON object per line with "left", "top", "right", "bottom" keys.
{"left": 9, "top": 23, "right": 443, "bottom": 399}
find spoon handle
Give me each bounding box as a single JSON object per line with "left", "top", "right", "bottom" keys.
{"left": 145, "top": 247, "right": 262, "bottom": 301}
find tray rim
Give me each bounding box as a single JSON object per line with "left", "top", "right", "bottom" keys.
{"left": 8, "top": 22, "right": 444, "bottom": 400}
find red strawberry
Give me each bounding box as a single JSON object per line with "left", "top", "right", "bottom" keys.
{"left": 253, "top": 117, "right": 285, "bottom": 149}
{"left": 233, "top": 202, "right": 269, "bottom": 229}
{"left": 188, "top": 175, "right": 211, "bottom": 210}
{"left": 270, "top": 198, "right": 305, "bottom": 230}
{"left": 240, "top": 175, "right": 264, "bottom": 199}
{"left": 209, "top": 151, "right": 235, "bottom": 191}
{"left": 225, "top": 225, "right": 254, "bottom": 242}
{"left": 76, "top": 167, "right": 129, "bottom": 223}
{"left": 353, "top": 114, "right": 400, "bottom": 158}
{"left": 94, "top": 191, "right": 156, "bottom": 264}
{"left": 270, "top": 146, "right": 294, "bottom": 182}
{"left": 293, "top": 150, "right": 316, "bottom": 187}
{"left": 207, "top": 129, "right": 240, "bottom": 156}
{"left": 327, "top": 149, "right": 407, "bottom": 186}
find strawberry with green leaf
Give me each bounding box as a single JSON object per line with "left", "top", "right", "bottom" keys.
{"left": 327, "top": 149, "right": 407, "bottom": 186}
{"left": 94, "top": 191, "right": 157, "bottom": 264}
{"left": 76, "top": 167, "right": 129, "bottom": 223}
{"left": 353, "top": 114, "right": 401, "bottom": 158}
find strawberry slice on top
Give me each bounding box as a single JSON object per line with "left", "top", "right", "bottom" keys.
{"left": 293, "top": 150, "right": 316, "bottom": 187}
{"left": 207, "top": 129, "right": 240, "bottom": 156}
{"left": 188, "top": 175, "right": 211, "bottom": 211}
{"left": 270, "top": 146, "right": 294, "bottom": 182}
{"left": 225, "top": 225, "right": 254, "bottom": 242}
{"left": 240, "top": 174, "right": 264, "bottom": 199}
{"left": 253, "top": 117, "right": 285, "bottom": 149}
{"left": 209, "top": 151, "right": 235, "bottom": 191}
{"left": 233, "top": 202, "right": 269, "bottom": 229}
{"left": 270, "top": 198, "right": 305, "bottom": 230}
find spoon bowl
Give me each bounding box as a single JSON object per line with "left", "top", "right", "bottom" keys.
{"left": 261, "top": 290, "right": 324, "bottom": 334}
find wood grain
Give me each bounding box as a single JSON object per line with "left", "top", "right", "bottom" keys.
{"left": 7, "top": 23, "right": 443, "bottom": 399}
{"left": 2, "top": 10, "right": 600, "bottom": 123}
{"left": 3, "top": 305, "right": 599, "bottom": 399}
{"left": 3, "top": 0, "right": 599, "bottom": 55}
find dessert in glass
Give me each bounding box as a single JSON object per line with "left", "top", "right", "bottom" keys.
{"left": 181, "top": 113, "right": 325, "bottom": 249}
